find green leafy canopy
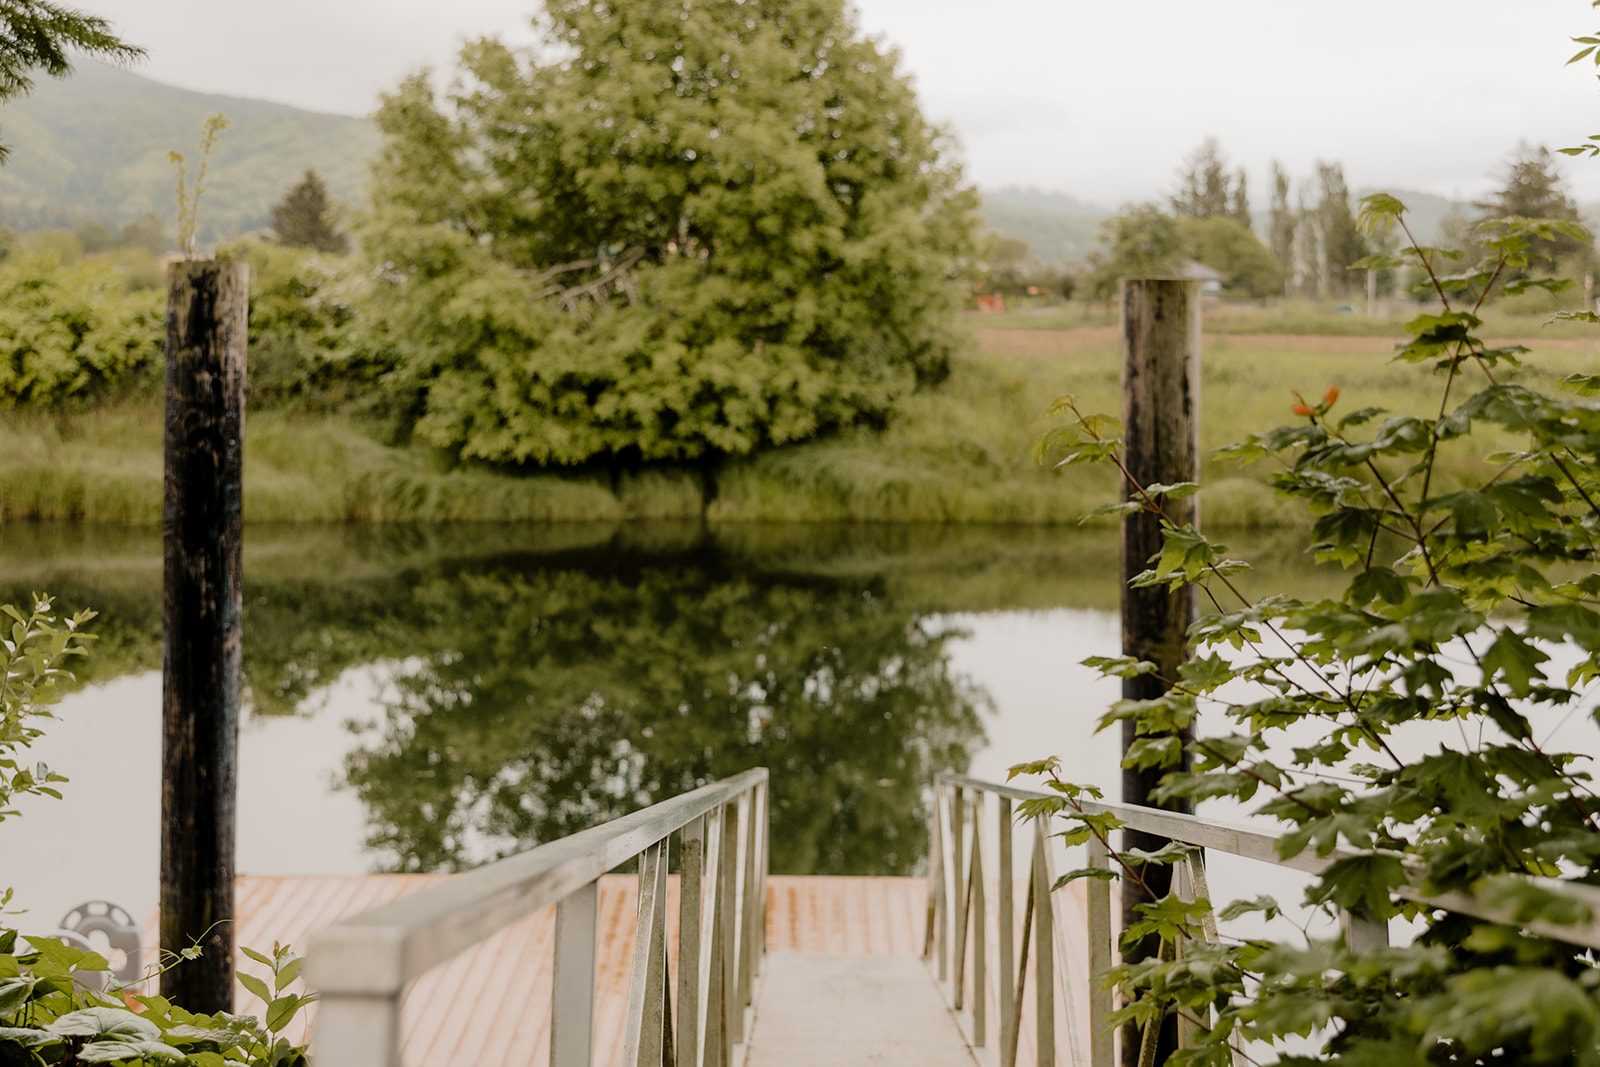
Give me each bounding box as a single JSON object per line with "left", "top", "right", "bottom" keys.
{"left": 361, "top": 0, "right": 981, "bottom": 466}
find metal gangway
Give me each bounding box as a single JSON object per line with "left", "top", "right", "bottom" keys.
{"left": 302, "top": 767, "right": 1600, "bottom": 1067}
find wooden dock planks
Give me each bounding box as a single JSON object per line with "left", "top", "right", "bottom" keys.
{"left": 137, "top": 873, "right": 1089, "bottom": 1066}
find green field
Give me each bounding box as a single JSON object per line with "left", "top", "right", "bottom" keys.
{"left": 4, "top": 309, "right": 1595, "bottom": 527}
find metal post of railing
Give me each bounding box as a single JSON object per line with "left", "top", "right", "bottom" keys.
{"left": 1086, "top": 835, "right": 1114, "bottom": 1067}
{"left": 552, "top": 880, "right": 599, "bottom": 1067}
{"left": 313, "top": 990, "right": 402, "bottom": 1067}
{"left": 743, "top": 784, "right": 763, "bottom": 997}
{"left": 934, "top": 780, "right": 940, "bottom": 979}
{"left": 704, "top": 805, "right": 730, "bottom": 1067}
{"left": 952, "top": 784, "right": 966, "bottom": 1004}
{"left": 739, "top": 791, "right": 759, "bottom": 1019}
{"left": 721, "top": 798, "right": 743, "bottom": 1049}
{"left": 1341, "top": 908, "right": 1389, "bottom": 953}
{"left": 753, "top": 780, "right": 767, "bottom": 967}
{"left": 1032, "top": 823, "right": 1055, "bottom": 1067}
{"left": 678, "top": 816, "right": 706, "bottom": 1067}
{"left": 970, "top": 793, "right": 987, "bottom": 1048}
{"left": 997, "top": 795, "right": 1014, "bottom": 1066}
{"left": 924, "top": 781, "right": 942, "bottom": 962}
{"left": 953, "top": 785, "right": 969, "bottom": 1010}
{"left": 622, "top": 839, "right": 671, "bottom": 1066}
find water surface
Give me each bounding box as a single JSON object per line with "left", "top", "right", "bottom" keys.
{"left": 0, "top": 521, "right": 1323, "bottom": 924}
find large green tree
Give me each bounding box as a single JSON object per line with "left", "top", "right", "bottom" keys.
{"left": 0, "top": 1, "right": 141, "bottom": 160}
{"left": 362, "top": 0, "right": 979, "bottom": 467}
{"left": 1086, "top": 204, "right": 1181, "bottom": 298}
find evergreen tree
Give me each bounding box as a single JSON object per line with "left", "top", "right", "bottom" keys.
{"left": 1172, "top": 138, "right": 1231, "bottom": 219}
{"left": 1473, "top": 143, "right": 1591, "bottom": 275}
{"left": 1314, "top": 161, "right": 1365, "bottom": 297}
{"left": 1268, "top": 162, "right": 1295, "bottom": 293}
{"left": 0, "top": 1, "right": 141, "bottom": 161}
{"left": 269, "top": 169, "right": 349, "bottom": 254}
{"left": 1229, "top": 171, "right": 1251, "bottom": 232}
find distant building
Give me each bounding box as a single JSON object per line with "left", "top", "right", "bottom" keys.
{"left": 975, "top": 293, "right": 1007, "bottom": 313}
{"left": 1177, "top": 259, "right": 1226, "bottom": 294}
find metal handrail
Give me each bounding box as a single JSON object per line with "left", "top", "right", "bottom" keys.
{"left": 308, "top": 767, "right": 770, "bottom": 1067}
{"left": 927, "top": 771, "right": 1600, "bottom": 1067}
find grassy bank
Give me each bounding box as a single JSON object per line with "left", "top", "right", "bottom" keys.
{"left": 4, "top": 317, "right": 1596, "bottom": 526}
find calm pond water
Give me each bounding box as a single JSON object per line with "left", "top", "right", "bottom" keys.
{"left": 0, "top": 521, "right": 1332, "bottom": 926}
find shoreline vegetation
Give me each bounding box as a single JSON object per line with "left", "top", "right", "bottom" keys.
{"left": 4, "top": 304, "right": 1595, "bottom": 527}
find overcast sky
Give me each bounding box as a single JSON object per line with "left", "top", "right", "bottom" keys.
{"left": 85, "top": 0, "right": 1600, "bottom": 207}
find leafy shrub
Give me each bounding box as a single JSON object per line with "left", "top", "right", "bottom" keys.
{"left": 1030, "top": 198, "right": 1600, "bottom": 1064}
{"left": 0, "top": 256, "right": 161, "bottom": 407}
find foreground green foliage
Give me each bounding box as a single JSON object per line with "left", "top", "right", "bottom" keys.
{"left": 362, "top": 0, "right": 979, "bottom": 466}
{"left": 1031, "top": 196, "right": 1600, "bottom": 1063}
{"left": 0, "top": 597, "right": 313, "bottom": 1064}
{"left": 0, "top": 254, "right": 160, "bottom": 406}
{"left": 0, "top": 595, "right": 91, "bottom": 824}
{"left": 0, "top": 935, "right": 312, "bottom": 1066}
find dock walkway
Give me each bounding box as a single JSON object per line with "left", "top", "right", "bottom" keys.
{"left": 209, "top": 872, "right": 1080, "bottom": 1066}
{"left": 744, "top": 954, "right": 979, "bottom": 1067}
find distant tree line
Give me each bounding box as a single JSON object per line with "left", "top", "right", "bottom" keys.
{"left": 1053, "top": 138, "right": 1596, "bottom": 306}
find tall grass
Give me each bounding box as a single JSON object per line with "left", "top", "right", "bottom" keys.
{"left": 4, "top": 317, "right": 1594, "bottom": 527}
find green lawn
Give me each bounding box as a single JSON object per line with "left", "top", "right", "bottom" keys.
{"left": 3, "top": 316, "right": 1595, "bottom": 526}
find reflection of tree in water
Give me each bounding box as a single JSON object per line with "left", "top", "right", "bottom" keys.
{"left": 344, "top": 564, "right": 987, "bottom": 875}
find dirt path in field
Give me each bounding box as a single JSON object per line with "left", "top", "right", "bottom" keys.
{"left": 971, "top": 327, "right": 1600, "bottom": 360}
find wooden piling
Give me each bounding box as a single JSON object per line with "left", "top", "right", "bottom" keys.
{"left": 161, "top": 258, "right": 248, "bottom": 1012}
{"left": 1118, "top": 277, "right": 1200, "bottom": 1067}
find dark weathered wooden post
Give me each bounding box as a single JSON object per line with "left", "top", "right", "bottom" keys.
{"left": 161, "top": 257, "right": 248, "bottom": 1012}
{"left": 1119, "top": 277, "right": 1200, "bottom": 1067}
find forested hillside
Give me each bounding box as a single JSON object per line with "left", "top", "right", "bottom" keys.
{"left": 979, "top": 187, "right": 1107, "bottom": 262}
{"left": 0, "top": 62, "right": 378, "bottom": 244}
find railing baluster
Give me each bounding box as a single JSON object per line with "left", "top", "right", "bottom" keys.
{"left": 1341, "top": 907, "right": 1389, "bottom": 953}
{"left": 623, "top": 840, "right": 671, "bottom": 1067}
{"left": 756, "top": 781, "right": 769, "bottom": 964}
{"left": 722, "top": 798, "right": 744, "bottom": 1049}
{"left": 1085, "top": 834, "right": 1114, "bottom": 1067}
{"left": 1173, "top": 859, "right": 1197, "bottom": 1051}
{"left": 998, "top": 795, "right": 1015, "bottom": 1067}
{"left": 970, "top": 795, "right": 986, "bottom": 1048}
{"left": 934, "top": 783, "right": 940, "bottom": 979}
{"left": 313, "top": 993, "right": 400, "bottom": 1067}
{"left": 739, "top": 791, "right": 759, "bottom": 1018}
{"left": 620, "top": 844, "right": 665, "bottom": 1067}
{"left": 678, "top": 816, "right": 706, "bottom": 1067}
{"left": 551, "top": 880, "right": 599, "bottom": 1067}
{"left": 703, "top": 806, "right": 730, "bottom": 1067}
{"left": 1006, "top": 862, "right": 1033, "bottom": 1067}
{"left": 742, "top": 786, "right": 763, "bottom": 1000}
{"left": 1038, "top": 821, "right": 1084, "bottom": 1067}
{"left": 952, "top": 785, "right": 967, "bottom": 1006}
{"left": 1033, "top": 823, "right": 1054, "bottom": 1067}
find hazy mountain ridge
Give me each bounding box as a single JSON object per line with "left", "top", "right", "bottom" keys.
{"left": 0, "top": 66, "right": 1504, "bottom": 263}
{"left": 0, "top": 62, "right": 379, "bottom": 244}
{"left": 979, "top": 186, "right": 1108, "bottom": 263}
